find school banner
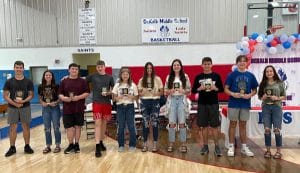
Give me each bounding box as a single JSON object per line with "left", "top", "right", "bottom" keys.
{"left": 141, "top": 17, "right": 189, "bottom": 43}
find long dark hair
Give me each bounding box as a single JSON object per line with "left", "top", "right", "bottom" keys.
{"left": 118, "top": 66, "right": 132, "bottom": 86}
{"left": 141, "top": 62, "right": 155, "bottom": 89}
{"left": 258, "top": 65, "right": 281, "bottom": 98}
{"left": 167, "top": 59, "right": 187, "bottom": 89}
{"left": 41, "top": 70, "right": 56, "bottom": 89}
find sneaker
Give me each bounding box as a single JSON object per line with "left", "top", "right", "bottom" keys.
{"left": 100, "top": 142, "right": 107, "bottom": 151}
{"left": 214, "top": 146, "right": 222, "bottom": 157}
{"left": 129, "top": 147, "right": 136, "bottom": 152}
{"left": 5, "top": 146, "right": 16, "bottom": 157}
{"left": 24, "top": 145, "right": 34, "bottom": 154}
{"left": 227, "top": 145, "right": 235, "bottom": 157}
{"left": 200, "top": 145, "right": 209, "bottom": 155}
{"left": 118, "top": 147, "right": 125, "bottom": 152}
{"left": 95, "top": 144, "right": 102, "bottom": 158}
{"left": 241, "top": 146, "right": 254, "bottom": 157}
{"left": 74, "top": 143, "right": 80, "bottom": 153}
{"left": 64, "top": 144, "right": 74, "bottom": 154}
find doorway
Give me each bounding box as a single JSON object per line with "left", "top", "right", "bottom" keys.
{"left": 72, "top": 53, "right": 100, "bottom": 70}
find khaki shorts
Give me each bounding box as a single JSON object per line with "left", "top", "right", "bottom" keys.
{"left": 228, "top": 108, "right": 250, "bottom": 121}
{"left": 7, "top": 106, "right": 31, "bottom": 124}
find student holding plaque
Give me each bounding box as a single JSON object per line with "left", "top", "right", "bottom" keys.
{"left": 164, "top": 59, "right": 191, "bottom": 153}
{"left": 112, "top": 67, "right": 138, "bottom": 152}
{"left": 224, "top": 55, "right": 258, "bottom": 157}
{"left": 138, "top": 62, "right": 163, "bottom": 152}
{"left": 3, "top": 61, "right": 34, "bottom": 157}
{"left": 86, "top": 60, "right": 114, "bottom": 157}
{"left": 59, "top": 63, "right": 90, "bottom": 154}
{"left": 38, "top": 70, "right": 61, "bottom": 154}
{"left": 191, "top": 57, "right": 224, "bottom": 156}
{"left": 258, "top": 65, "right": 286, "bottom": 159}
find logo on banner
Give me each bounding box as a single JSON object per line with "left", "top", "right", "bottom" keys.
{"left": 160, "top": 25, "right": 170, "bottom": 37}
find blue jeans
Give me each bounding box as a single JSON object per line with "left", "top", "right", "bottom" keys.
{"left": 262, "top": 104, "right": 283, "bottom": 147}
{"left": 140, "top": 99, "right": 160, "bottom": 142}
{"left": 117, "top": 104, "right": 136, "bottom": 147}
{"left": 42, "top": 105, "right": 61, "bottom": 146}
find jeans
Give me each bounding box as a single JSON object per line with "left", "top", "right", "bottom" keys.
{"left": 117, "top": 104, "right": 136, "bottom": 147}
{"left": 42, "top": 105, "right": 61, "bottom": 146}
{"left": 168, "top": 95, "right": 186, "bottom": 143}
{"left": 140, "top": 99, "right": 160, "bottom": 142}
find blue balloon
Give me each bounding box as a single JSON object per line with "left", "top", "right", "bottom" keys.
{"left": 282, "top": 41, "right": 291, "bottom": 49}
{"left": 292, "top": 33, "right": 299, "bottom": 38}
{"left": 280, "top": 34, "right": 288, "bottom": 43}
{"left": 266, "top": 35, "right": 274, "bottom": 43}
{"left": 266, "top": 42, "right": 272, "bottom": 47}
{"left": 241, "top": 47, "right": 250, "bottom": 55}
{"left": 251, "top": 32, "right": 259, "bottom": 40}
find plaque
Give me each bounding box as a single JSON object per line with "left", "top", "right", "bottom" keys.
{"left": 45, "top": 98, "right": 51, "bottom": 103}
{"left": 265, "top": 89, "right": 273, "bottom": 97}
{"left": 147, "top": 82, "right": 153, "bottom": 91}
{"left": 102, "top": 87, "right": 107, "bottom": 95}
{"left": 69, "top": 92, "right": 74, "bottom": 99}
{"left": 122, "top": 88, "right": 128, "bottom": 95}
{"left": 173, "top": 82, "right": 180, "bottom": 90}
{"left": 238, "top": 80, "right": 246, "bottom": 96}
{"left": 15, "top": 90, "right": 23, "bottom": 101}
{"left": 204, "top": 79, "right": 212, "bottom": 92}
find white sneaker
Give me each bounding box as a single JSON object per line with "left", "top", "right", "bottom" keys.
{"left": 227, "top": 145, "right": 235, "bottom": 157}
{"left": 241, "top": 146, "right": 254, "bottom": 157}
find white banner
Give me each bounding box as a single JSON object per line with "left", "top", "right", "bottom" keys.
{"left": 248, "top": 44, "right": 300, "bottom": 107}
{"left": 141, "top": 17, "right": 189, "bottom": 43}
{"left": 78, "top": 8, "right": 96, "bottom": 45}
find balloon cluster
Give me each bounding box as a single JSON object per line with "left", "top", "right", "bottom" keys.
{"left": 235, "top": 32, "right": 300, "bottom": 68}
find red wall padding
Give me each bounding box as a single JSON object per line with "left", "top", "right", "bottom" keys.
{"left": 128, "top": 64, "right": 233, "bottom": 102}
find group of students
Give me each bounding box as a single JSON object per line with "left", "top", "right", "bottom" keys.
{"left": 3, "top": 55, "right": 286, "bottom": 159}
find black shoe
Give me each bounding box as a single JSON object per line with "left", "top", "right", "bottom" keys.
{"left": 99, "top": 141, "right": 106, "bottom": 151}
{"left": 64, "top": 144, "right": 74, "bottom": 154}
{"left": 95, "top": 144, "right": 102, "bottom": 158}
{"left": 74, "top": 143, "right": 80, "bottom": 153}
{"left": 24, "top": 145, "right": 34, "bottom": 154}
{"left": 214, "top": 145, "right": 222, "bottom": 157}
{"left": 5, "top": 146, "right": 16, "bottom": 157}
{"left": 200, "top": 145, "right": 209, "bottom": 155}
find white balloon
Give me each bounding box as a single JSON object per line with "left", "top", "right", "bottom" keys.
{"left": 241, "top": 37, "right": 249, "bottom": 42}
{"left": 268, "top": 47, "right": 277, "bottom": 54}
{"left": 256, "top": 36, "right": 264, "bottom": 43}
{"left": 241, "top": 41, "right": 249, "bottom": 48}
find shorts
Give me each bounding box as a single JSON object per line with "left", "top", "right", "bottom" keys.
{"left": 92, "top": 102, "right": 112, "bottom": 120}
{"left": 7, "top": 106, "right": 31, "bottom": 124}
{"left": 63, "top": 113, "right": 84, "bottom": 128}
{"left": 197, "top": 104, "right": 220, "bottom": 128}
{"left": 228, "top": 108, "right": 250, "bottom": 121}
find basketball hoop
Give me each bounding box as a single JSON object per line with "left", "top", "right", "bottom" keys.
{"left": 270, "top": 25, "right": 284, "bottom": 34}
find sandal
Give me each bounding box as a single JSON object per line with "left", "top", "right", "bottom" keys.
{"left": 53, "top": 146, "right": 61, "bottom": 153}
{"left": 167, "top": 146, "right": 173, "bottom": 152}
{"left": 152, "top": 146, "right": 158, "bottom": 152}
{"left": 43, "top": 147, "right": 51, "bottom": 154}
{"left": 273, "top": 152, "right": 282, "bottom": 159}
{"left": 264, "top": 151, "right": 272, "bottom": 158}
{"left": 180, "top": 146, "right": 187, "bottom": 153}
{"left": 141, "top": 146, "right": 148, "bottom": 152}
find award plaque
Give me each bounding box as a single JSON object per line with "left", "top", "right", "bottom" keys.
{"left": 147, "top": 82, "right": 153, "bottom": 91}
{"left": 173, "top": 82, "right": 180, "bottom": 90}
{"left": 45, "top": 98, "right": 51, "bottom": 103}
{"left": 122, "top": 88, "right": 129, "bottom": 95}
{"left": 238, "top": 80, "right": 246, "bottom": 96}
{"left": 102, "top": 87, "right": 107, "bottom": 95}
{"left": 69, "top": 92, "right": 74, "bottom": 99}
{"left": 205, "top": 79, "right": 212, "bottom": 92}
{"left": 15, "top": 90, "right": 23, "bottom": 101}
{"left": 265, "top": 89, "right": 273, "bottom": 97}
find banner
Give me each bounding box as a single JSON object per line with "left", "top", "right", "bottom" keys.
{"left": 141, "top": 17, "right": 189, "bottom": 43}
{"left": 78, "top": 8, "right": 96, "bottom": 45}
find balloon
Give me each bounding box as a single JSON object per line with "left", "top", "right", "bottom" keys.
{"left": 256, "top": 36, "right": 264, "bottom": 43}
{"left": 236, "top": 42, "right": 242, "bottom": 50}
{"left": 266, "top": 35, "right": 274, "bottom": 43}
{"left": 288, "top": 35, "right": 296, "bottom": 43}
{"left": 268, "top": 47, "right": 277, "bottom": 54}
{"left": 251, "top": 32, "right": 259, "bottom": 40}
{"left": 280, "top": 34, "right": 288, "bottom": 43}
{"left": 270, "top": 40, "right": 278, "bottom": 47}
{"left": 241, "top": 47, "right": 250, "bottom": 55}
{"left": 241, "top": 37, "right": 249, "bottom": 42}
{"left": 231, "top": 65, "right": 238, "bottom": 71}
{"left": 241, "top": 41, "right": 249, "bottom": 48}
{"left": 266, "top": 42, "right": 272, "bottom": 47}
{"left": 248, "top": 39, "right": 256, "bottom": 46}
{"left": 276, "top": 44, "right": 284, "bottom": 54}
{"left": 249, "top": 46, "right": 255, "bottom": 53}
{"left": 282, "top": 41, "right": 291, "bottom": 49}
{"left": 274, "top": 37, "right": 281, "bottom": 44}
